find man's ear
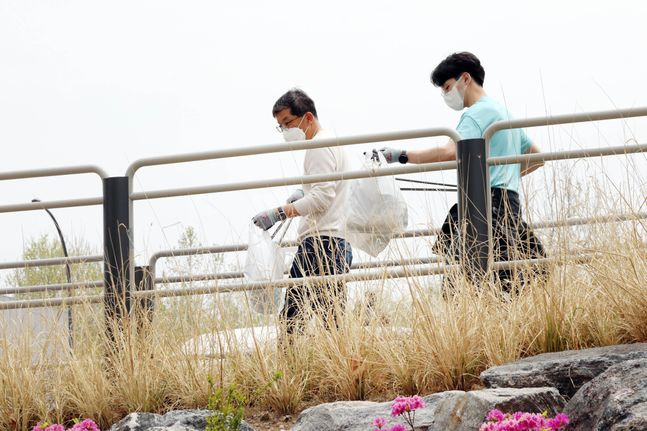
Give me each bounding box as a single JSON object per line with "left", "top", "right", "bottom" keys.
{"left": 305, "top": 112, "right": 315, "bottom": 123}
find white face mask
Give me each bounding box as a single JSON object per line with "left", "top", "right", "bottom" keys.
{"left": 442, "top": 76, "right": 466, "bottom": 111}
{"left": 282, "top": 116, "right": 307, "bottom": 142}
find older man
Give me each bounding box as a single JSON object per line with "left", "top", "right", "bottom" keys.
{"left": 252, "top": 88, "right": 353, "bottom": 335}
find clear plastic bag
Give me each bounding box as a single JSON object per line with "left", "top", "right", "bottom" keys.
{"left": 243, "top": 223, "right": 285, "bottom": 314}
{"left": 345, "top": 152, "right": 408, "bottom": 257}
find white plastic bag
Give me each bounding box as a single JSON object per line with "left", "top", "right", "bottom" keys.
{"left": 345, "top": 152, "right": 408, "bottom": 257}
{"left": 243, "top": 223, "right": 285, "bottom": 314}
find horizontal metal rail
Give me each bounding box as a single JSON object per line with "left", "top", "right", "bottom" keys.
{"left": 0, "top": 247, "right": 633, "bottom": 310}
{"left": 136, "top": 252, "right": 600, "bottom": 300}
{"left": 532, "top": 212, "right": 647, "bottom": 229}
{"left": 0, "top": 255, "right": 103, "bottom": 271}
{"left": 7, "top": 253, "right": 638, "bottom": 308}
{"left": 148, "top": 211, "right": 646, "bottom": 283}
{"left": 147, "top": 228, "right": 441, "bottom": 278}
{"left": 0, "top": 165, "right": 107, "bottom": 214}
{"left": 0, "top": 294, "right": 104, "bottom": 310}
{"left": 488, "top": 142, "right": 647, "bottom": 167}
{"left": 125, "top": 127, "right": 462, "bottom": 178}
{"left": 0, "top": 280, "right": 103, "bottom": 296}
{"left": 0, "top": 196, "right": 103, "bottom": 214}
{"left": 131, "top": 160, "right": 458, "bottom": 201}
{"left": 5, "top": 211, "right": 644, "bottom": 295}
{"left": 483, "top": 106, "right": 647, "bottom": 142}
{"left": 0, "top": 165, "right": 108, "bottom": 181}
{"left": 155, "top": 256, "right": 440, "bottom": 285}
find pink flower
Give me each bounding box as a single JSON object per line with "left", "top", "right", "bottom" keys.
{"left": 511, "top": 411, "right": 524, "bottom": 421}
{"left": 515, "top": 412, "right": 545, "bottom": 429}
{"left": 372, "top": 417, "right": 387, "bottom": 429}
{"left": 409, "top": 395, "right": 425, "bottom": 410}
{"left": 479, "top": 423, "right": 501, "bottom": 431}
{"left": 480, "top": 410, "right": 570, "bottom": 431}
{"left": 390, "top": 395, "right": 426, "bottom": 416}
{"left": 44, "top": 425, "right": 64, "bottom": 431}
{"left": 388, "top": 425, "right": 406, "bottom": 431}
{"left": 390, "top": 398, "right": 406, "bottom": 416}
{"left": 487, "top": 409, "right": 506, "bottom": 422}
{"left": 546, "top": 413, "right": 570, "bottom": 430}
{"left": 69, "top": 419, "right": 100, "bottom": 431}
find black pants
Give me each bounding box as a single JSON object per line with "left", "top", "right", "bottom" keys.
{"left": 281, "top": 236, "right": 353, "bottom": 335}
{"left": 434, "top": 188, "right": 548, "bottom": 292}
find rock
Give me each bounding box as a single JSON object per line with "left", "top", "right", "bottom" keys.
{"left": 431, "top": 387, "right": 566, "bottom": 430}
{"left": 564, "top": 359, "right": 647, "bottom": 430}
{"left": 108, "top": 409, "right": 255, "bottom": 431}
{"left": 292, "top": 387, "right": 565, "bottom": 431}
{"left": 291, "top": 392, "right": 463, "bottom": 431}
{"left": 480, "top": 343, "right": 647, "bottom": 398}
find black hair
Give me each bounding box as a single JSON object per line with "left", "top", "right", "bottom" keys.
{"left": 431, "top": 52, "right": 485, "bottom": 87}
{"left": 272, "top": 88, "right": 318, "bottom": 119}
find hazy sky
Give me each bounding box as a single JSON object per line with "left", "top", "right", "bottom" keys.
{"left": 1, "top": 0, "right": 646, "bottom": 281}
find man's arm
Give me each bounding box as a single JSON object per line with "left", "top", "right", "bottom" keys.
{"left": 252, "top": 148, "right": 335, "bottom": 230}
{"left": 290, "top": 148, "right": 336, "bottom": 215}
{"left": 381, "top": 139, "right": 457, "bottom": 164}
{"left": 521, "top": 143, "right": 544, "bottom": 176}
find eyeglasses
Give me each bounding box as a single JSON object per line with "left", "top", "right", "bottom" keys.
{"left": 275, "top": 115, "right": 304, "bottom": 133}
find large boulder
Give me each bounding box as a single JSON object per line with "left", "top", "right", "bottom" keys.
{"left": 480, "top": 343, "right": 647, "bottom": 398}
{"left": 292, "top": 387, "right": 565, "bottom": 431}
{"left": 291, "top": 392, "right": 463, "bottom": 431}
{"left": 564, "top": 359, "right": 647, "bottom": 430}
{"left": 430, "top": 387, "right": 566, "bottom": 431}
{"left": 108, "top": 409, "right": 255, "bottom": 431}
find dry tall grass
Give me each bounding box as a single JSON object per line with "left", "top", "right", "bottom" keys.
{"left": 1, "top": 179, "right": 646, "bottom": 430}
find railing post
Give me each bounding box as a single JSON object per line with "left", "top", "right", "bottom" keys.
{"left": 134, "top": 265, "right": 155, "bottom": 329}
{"left": 103, "top": 176, "right": 131, "bottom": 341}
{"left": 456, "top": 138, "right": 490, "bottom": 279}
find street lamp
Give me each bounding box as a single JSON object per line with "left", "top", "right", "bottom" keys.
{"left": 32, "top": 199, "right": 73, "bottom": 348}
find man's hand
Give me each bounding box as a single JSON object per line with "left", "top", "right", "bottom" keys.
{"left": 378, "top": 147, "right": 403, "bottom": 164}
{"left": 286, "top": 189, "right": 304, "bottom": 204}
{"left": 252, "top": 207, "right": 286, "bottom": 231}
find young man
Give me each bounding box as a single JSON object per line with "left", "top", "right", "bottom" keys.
{"left": 252, "top": 88, "right": 353, "bottom": 335}
{"left": 378, "top": 52, "right": 546, "bottom": 290}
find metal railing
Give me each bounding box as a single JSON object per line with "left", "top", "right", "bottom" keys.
{"left": 0, "top": 165, "right": 106, "bottom": 213}
{"left": 133, "top": 251, "right": 604, "bottom": 301}
{"left": 0, "top": 280, "right": 103, "bottom": 296}
{"left": 459, "top": 106, "right": 647, "bottom": 273}
{"left": 0, "top": 250, "right": 606, "bottom": 310}
{"left": 146, "top": 211, "right": 647, "bottom": 288}
{"left": 0, "top": 255, "right": 103, "bottom": 271}
{"left": 1, "top": 107, "right": 646, "bottom": 315}
{"left": 4, "top": 210, "right": 644, "bottom": 298}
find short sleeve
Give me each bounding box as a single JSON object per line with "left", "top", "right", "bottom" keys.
{"left": 456, "top": 114, "right": 483, "bottom": 140}
{"left": 519, "top": 129, "right": 532, "bottom": 153}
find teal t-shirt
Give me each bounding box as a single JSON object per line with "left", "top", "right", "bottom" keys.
{"left": 456, "top": 96, "right": 531, "bottom": 193}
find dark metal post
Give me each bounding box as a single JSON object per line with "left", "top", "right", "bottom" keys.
{"left": 103, "top": 176, "right": 131, "bottom": 340}
{"left": 456, "top": 138, "right": 490, "bottom": 279}
{"left": 134, "top": 265, "right": 155, "bottom": 330}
